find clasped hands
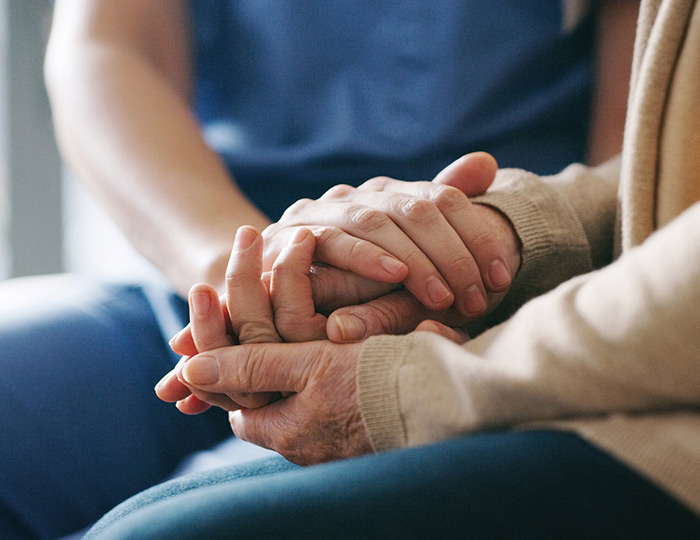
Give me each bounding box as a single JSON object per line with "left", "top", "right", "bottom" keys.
{"left": 156, "top": 153, "right": 521, "bottom": 464}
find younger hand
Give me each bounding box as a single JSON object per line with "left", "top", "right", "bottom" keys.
{"left": 262, "top": 152, "right": 510, "bottom": 318}
{"left": 325, "top": 202, "right": 520, "bottom": 342}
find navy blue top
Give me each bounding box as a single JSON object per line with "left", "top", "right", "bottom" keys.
{"left": 189, "top": 1, "right": 595, "bottom": 219}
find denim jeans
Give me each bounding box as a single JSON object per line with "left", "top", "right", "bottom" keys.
{"left": 85, "top": 430, "right": 700, "bottom": 540}
{"left": 0, "top": 277, "right": 230, "bottom": 540}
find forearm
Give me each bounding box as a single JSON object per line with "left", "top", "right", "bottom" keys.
{"left": 45, "top": 2, "right": 269, "bottom": 295}
{"left": 358, "top": 202, "right": 700, "bottom": 450}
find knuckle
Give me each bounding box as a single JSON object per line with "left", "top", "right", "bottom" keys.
{"left": 363, "top": 302, "right": 403, "bottom": 335}
{"left": 236, "top": 348, "right": 256, "bottom": 387}
{"left": 348, "top": 207, "right": 390, "bottom": 233}
{"left": 233, "top": 392, "right": 267, "bottom": 409}
{"left": 402, "top": 248, "right": 427, "bottom": 269}
{"left": 443, "top": 254, "right": 476, "bottom": 277}
{"left": 360, "top": 176, "right": 392, "bottom": 191}
{"left": 273, "top": 306, "right": 306, "bottom": 329}
{"left": 433, "top": 185, "right": 469, "bottom": 213}
{"left": 225, "top": 275, "right": 259, "bottom": 299}
{"left": 346, "top": 237, "right": 370, "bottom": 262}
{"left": 270, "top": 262, "right": 301, "bottom": 282}
{"left": 224, "top": 265, "right": 241, "bottom": 283}
{"left": 311, "top": 226, "right": 341, "bottom": 251}
{"left": 321, "top": 184, "right": 354, "bottom": 200}
{"left": 237, "top": 321, "right": 279, "bottom": 344}
{"left": 468, "top": 226, "right": 499, "bottom": 253}
{"left": 280, "top": 198, "right": 313, "bottom": 220}
{"left": 398, "top": 198, "right": 439, "bottom": 225}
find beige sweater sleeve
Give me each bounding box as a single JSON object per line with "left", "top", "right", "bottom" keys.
{"left": 470, "top": 159, "right": 619, "bottom": 325}
{"left": 358, "top": 201, "right": 700, "bottom": 451}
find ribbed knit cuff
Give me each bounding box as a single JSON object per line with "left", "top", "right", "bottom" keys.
{"left": 356, "top": 334, "right": 417, "bottom": 452}
{"left": 472, "top": 168, "right": 593, "bottom": 323}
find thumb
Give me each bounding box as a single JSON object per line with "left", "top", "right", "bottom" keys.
{"left": 432, "top": 152, "right": 498, "bottom": 196}
{"left": 327, "top": 290, "right": 467, "bottom": 343}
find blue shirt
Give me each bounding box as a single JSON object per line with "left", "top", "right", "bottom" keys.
{"left": 189, "top": 1, "right": 594, "bottom": 219}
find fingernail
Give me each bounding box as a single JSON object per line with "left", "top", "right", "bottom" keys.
{"left": 379, "top": 255, "right": 406, "bottom": 277}
{"left": 190, "top": 292, "right": 211, "bottom": 317}
{"left": 291, "top": 228, "right": 309, "bottom": 245}
{"left": 234, "top": 227, "right": 257, "bottom": 250}
{"left": 182, "top": 354, "right": 220, "bottom": 385}
{"left": 426, "top": 277, "right": 453, "bottom": 306}
{"left": 489, "top": 260, "right": 511, "bottom": 289}
{"left": 464, "top": 285, "right": 487, "bottom": 315}
{"left": 334, "top": 314, "right": 367, "bottom": 342}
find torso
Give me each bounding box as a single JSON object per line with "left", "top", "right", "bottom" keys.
{"left": 189, "top": 1, "right": 596, "bottom": 219}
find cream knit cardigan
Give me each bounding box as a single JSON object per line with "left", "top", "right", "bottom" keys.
{"left": 357, "top": 0, "right": 700, "bottom": 515}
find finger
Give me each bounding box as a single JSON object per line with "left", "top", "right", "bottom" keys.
{"left": 273, "top": 197, "right": 455, "bottom": 312}
{"left": 414, "top": 320, "right": 469, "bottom": 344}
{"left": 433, "top": 154, "right": 513, "bottom": 294}
{"left": 175, "top": 386, "right": 243, "bottom": 414}
{"left": 270, "top": 228, "right": 327, "bottom": 341}
{"left": 181, "top": 340, "right": 329, "bottom": 394}
{"left": 226, "top": 226, "right": 281, "bottom": 345}
{"left": 373, "top": 190, "right": 489, "bottom": 316}
{"left": 311, "top": 227, "right": 408, "bottom": 283}
{"left": 176, "top": 394, "right": 212, "bottom": 415}
{"left": 363, "top": 174, "right": 512, "bottom": 299}
{"left": 189, "top": 283, "right": 236, "bottom": 353}
{"left": 228, "top": 400, "right": 287, "bottom": 456}
{"left": 432, "top": 152, "right": 497, "bottom": 195}
{"left": 225, "top": 226, "right": 281, "bottom": 407}
{"left": 262, "top": 225, "right": 408, "bottom": 285}
{"left": 190, "top": 283, "right": 269, "bottom": 408}
{"left": 173, "top": 359, "right": 250, "bottom": 411}
{"left": 155, "top": 366, "right": 192, "bottom": 402}
{"left": 328, "top": 189, "right": 486, "bottom": 314}
{"left": 169, "top": 324, "right": 198, "bottom": 357}
{"left": 327, "top": 284, "right": 509, "bottom": 343}
{"left": 309, "top": 265, "right": 396, "bottom": 314}
{"left": 327, "top": 289, "right": 467, "bottom": 342}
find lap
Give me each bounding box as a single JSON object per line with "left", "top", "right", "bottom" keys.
{"left": 0, "top": 275, "right": 230, "bottom": 540}
{"left": 85, "top": 430, "right": 700, "bottom": 540}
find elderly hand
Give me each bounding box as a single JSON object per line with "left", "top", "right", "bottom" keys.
{"left": 157, "top": 225, "right": 325, "bottom": 412}
{"left": 158, "top": 226, "right": 469, "bottom": 463}
{"left": 180, "top": 338, "right": 371, "bottom": 465}
{"left": 171, "top": 320, "right": 465, "bottom": 465}
{"left": 157, "top": 225, "right": 373, "bottom": 463}
{"left": 262, "top": 152, "right": 512, "bottom": 319}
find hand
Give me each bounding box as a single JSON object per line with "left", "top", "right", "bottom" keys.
{"left": 262, "top": 152, "right": 510, "bottom": 318}
{"left": 161, "top": 225, "right": 469, "bottom": 463}
{"left": 179, "top": 339, "right": 370, "bottom": 465}
{"left": 173, "top": 318, "right": 466, "bottom": 464}
{"left": 325, "top": 203, "right": 521, "bottom": 342}
{"left": 157, "top": 226, "right": 326, "bottom": 411}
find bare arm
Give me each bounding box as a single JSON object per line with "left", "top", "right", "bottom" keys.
{"left": 45, "top": 0, "right": 269, "bottom": 295}
{"left": 587, "top": 0, "right": 639, "bottom": 165}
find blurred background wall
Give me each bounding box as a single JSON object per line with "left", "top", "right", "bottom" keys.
{"left": 0, "top": 0, "right": 154, "bottom": 282}
{"left": 0, "top": 0, "right": 62, "bottom": 279}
